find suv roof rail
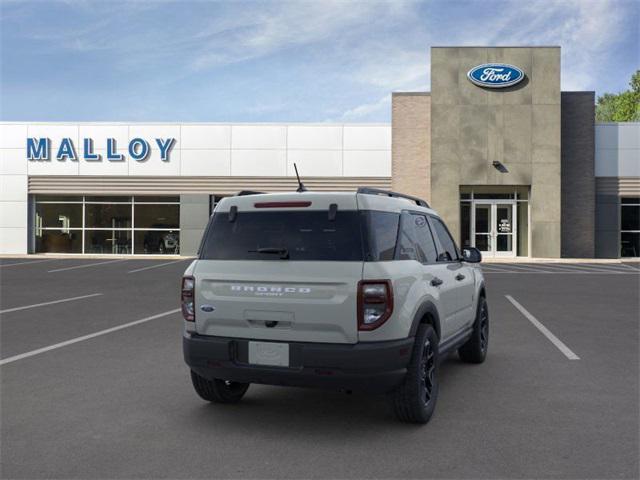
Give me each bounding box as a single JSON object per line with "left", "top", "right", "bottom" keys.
{"left": 235, "top": 190, "right": 266, "bottom": 196}
{"left": 357, "top": 187, "right": 430, "bottom": 208}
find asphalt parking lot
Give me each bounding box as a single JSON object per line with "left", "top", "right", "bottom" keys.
{"left": 1, "top": 258, "right": 638, "bottom": 479}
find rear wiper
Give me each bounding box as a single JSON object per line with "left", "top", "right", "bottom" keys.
{"left": 248, "top": 247, "right": 290, "bottom": 259}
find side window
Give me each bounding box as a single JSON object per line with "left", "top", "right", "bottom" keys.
{"left": 396, "top": 213, "right": 438, "bottom": 263}
{"left": 361, "top": 211, "right": 400, "bottom": 261}
{"left": 430, "top": 216, "right": 459, "bottom": 262}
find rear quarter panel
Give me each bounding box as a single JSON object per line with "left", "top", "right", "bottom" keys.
{"left": 359, "top": 260, "right": 442, "bottom": 342}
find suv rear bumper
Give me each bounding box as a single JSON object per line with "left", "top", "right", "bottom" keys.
{"left": 183, "top": 333, "right": 414, "bottom": 393}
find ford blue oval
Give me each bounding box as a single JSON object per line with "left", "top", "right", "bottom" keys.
{"left": 467, "top": 63, "right": 525, "bottom": 88}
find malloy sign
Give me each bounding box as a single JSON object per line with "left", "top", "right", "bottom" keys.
{"left": 467, "top": 63, "right": 525, "bottom": 88}
{"left": 26, "top": 137, "right": 176, "bottom": 162}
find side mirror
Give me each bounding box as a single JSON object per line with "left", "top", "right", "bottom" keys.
{"left": 462, "top": 247, "right": 482, "bottom": 263}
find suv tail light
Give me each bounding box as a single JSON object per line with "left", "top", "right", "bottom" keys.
{"left": 357, "top": 280, "right": 393, "bottom": 330}
{"left": 181, "top": 276, "right": 195, "bottom": 322}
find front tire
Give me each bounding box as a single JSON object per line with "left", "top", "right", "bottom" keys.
{"left": 190, "top": 370, "right": 249, "bottom": 404}
{"left": 389, "top": 324, "right": 439, "bottom": 424}
{"left": 458, "top": 296, "right": 489, "bottom": 363}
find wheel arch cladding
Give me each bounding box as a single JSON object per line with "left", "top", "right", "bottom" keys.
{"left": 409, "top": 302, "right": 441, "bottom": 340}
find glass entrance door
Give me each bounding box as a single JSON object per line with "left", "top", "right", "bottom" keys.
{"left": 473, "top": 201, "right": 517, "bottom": 257}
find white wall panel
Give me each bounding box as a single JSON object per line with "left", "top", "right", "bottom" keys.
{"left": 343, "top": 150, "right": 391, "bottom": 177}
{"left": 595, "top": 125, "right": 618, "bottom": 150}
{"left": 128, "top": 149, "right": 181, "bottom": 176}
{"left": 232, "top": 125, "right": 287, "bottom": 149}
{"left": 0, "top": 124, "right": 28, "bottom": 148}
{"left": 27, "top": 158, "right": 80, "bottom": 176}
{"left": 595, "top": 123, "right": 640, "bottom": 178}
{"left": 618, "top": 123, "right": 640, "bottom": 149}
{"left": 344, "top": 126, "right": 391, "bottom": 150}
{"left": 0, "top": 227, "right": 27, "bottom": 254}
{"left": 181, "top": 125, "right": 231, "bottom": 149}
{"left": 0, "top": 201, "right": 27, "bottom": 228}
{"left": 128, "top": 124, "right": 181, "bottom": 150}
{"left": 78, "top": 151, "right": 129, "bottom": 176}
{"left": 0, "top": 174, "right": 28, "bottom": 201}
{"left": 619, "top": 148, "right": 640, "bottom": 177}
{"left": 286, "top": 150, "right": 343, "bottom": 176}
{"left": 78, "top": 125, "right": 128, "bottom": 154}
{"left": 287, "top": 126, "right": 342, "bottom": 150}
{"left": 181, "top": 150, "right": 231, "bottom": 176}
{"left": 231, "top": 150, "right": 287, "bottom": 176}
{"left": 0, "top": 149, "right": 27, "bottom": 175}
{"left": 27, "top": 124, "right": 79, "bottom": 148}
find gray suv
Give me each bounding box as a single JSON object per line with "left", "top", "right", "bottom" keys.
{"left": 182, "top": 188, "right": 488, "bottom": 423}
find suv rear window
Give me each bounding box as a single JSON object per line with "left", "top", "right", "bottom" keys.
{"left": 200, "top": 210, "right": 364, "bottom": 261}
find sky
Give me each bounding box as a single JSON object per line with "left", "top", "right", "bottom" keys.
{"left": 1, "top": 0, "right": 638, "bottom": 122}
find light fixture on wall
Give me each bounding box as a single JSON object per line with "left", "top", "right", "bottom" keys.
{"left": 492, "top": 161, "right": 509, "bottom": 173}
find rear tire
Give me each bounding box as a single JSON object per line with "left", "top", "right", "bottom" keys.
{"left": 190, "top": 370, "right": 249, "bottom": 404}
{"left": 389, "top": 324, "right": 439, "bottom": 424}
{"left": 458, "top": 296, "right": 489, "bottom": 364}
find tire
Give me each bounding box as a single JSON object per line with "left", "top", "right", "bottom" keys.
{"left": 458, "top": 296, "right": 489, "bottom": 364}
{"left": 190, "top": 370, "right": 250, "bottom": 404}
{"left": 389, "top": 324, "right": 439, "bottom": 424}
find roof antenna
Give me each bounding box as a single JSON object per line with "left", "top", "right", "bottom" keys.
{"left": 293, "top": 163, "right": 307, "bottom": 192}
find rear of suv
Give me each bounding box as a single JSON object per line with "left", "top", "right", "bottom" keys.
{"left": 182, "top": 188, "right": 488, "bottom": 423}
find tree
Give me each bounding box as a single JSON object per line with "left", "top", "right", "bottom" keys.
{"left": 596, "top": 70, "right": 640, "bottom": 122}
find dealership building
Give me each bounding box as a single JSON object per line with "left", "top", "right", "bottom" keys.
{"left": 0, "top": 46, "right": 638, "bottom": 258}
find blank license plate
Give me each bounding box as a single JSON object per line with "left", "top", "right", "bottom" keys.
{"left": 248, "top": 341, "right": 289, "bottom": 367}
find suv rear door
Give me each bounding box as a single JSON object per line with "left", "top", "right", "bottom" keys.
{"left": 193, "top": 196, "right": 363, "bottom": 344}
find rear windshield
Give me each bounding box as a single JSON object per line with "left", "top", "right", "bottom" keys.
{"left": 199, "top": 209, "right": 403, "bottom": 262}
{"left": 199, "top": 210, "right": 364, "bottom": 261}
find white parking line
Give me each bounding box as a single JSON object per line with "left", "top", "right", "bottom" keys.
{"left": 0, "top": 308, "right": 181, "bottom": 366}
{"left": 48, "top": 259, "right": 127, "bottom": 273}
{"left": 0, "top": 259, "right": 57, "bottom": 268}
{"left": 127, "top": 260, "right": 185, "bottom": 274}
{"left": 505, "top": 295, "right": 580, "bottom": 360}
{"left": 0, "top": 293, "right": 103, "bottom": 315}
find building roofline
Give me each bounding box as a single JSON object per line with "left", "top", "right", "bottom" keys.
{"left": 0, "top": 121, "right": 392, "bottom": 127}
{"left": 392, "top": 92, "right": 431, "bottom": 96}
{"left": 431, "top": 45, "right": 561, "bottom": 48}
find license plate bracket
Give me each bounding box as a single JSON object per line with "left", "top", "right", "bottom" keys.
{"left": 248, "top": 341, "right": 290, "bottom": 367}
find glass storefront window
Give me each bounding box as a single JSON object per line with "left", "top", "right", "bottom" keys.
{"left": 134, "top": 231, "right": 180, "bottom": 255}
{"left": 35, "top": 230, "right": 82, "bottom": 253}
{"left": 34, "top": 195, "right": 181, "bottom": 254}
{"left": 621, "top": 198, "right": 640, "bottom": 257}
{"left": 134, "top": 195, "right": 179, "bottom": 203}
{"left": 134, "top": 204, "right": 179, "bottom": 229}
{"left": 84, "top": 230, "right": 132, "bottom": 254}
{"left": 36, "top": 203, "right": 82, "bottom": 229}
{"left": 85, "top": 204, "right": 132, "bottom": 229}
{"left": 84, "top": 196, "right": 132, "bottom": 203}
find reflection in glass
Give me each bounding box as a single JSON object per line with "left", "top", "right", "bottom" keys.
{"left": 621, "top": 232, "right": 639, "bottom": 258}
{"left": 84, "top": 230, "right": 132, "bottom": 254}
{"left": 621, "top": 205, "right": 640, "bottom": 231}
{"left": 35, "top": 230, "right": 82, "bottom": 253}
{"left": 134, "top": 204, "right": 179, "bottom": 229}
{"left": 460, "top": 203, "right": 471, "bottom": 247}
{"left": 135, "top": 231, "right": 180, "bottom": 254}
{"left": 85, "top": 204, "right": 132, "bottom": 229}
{"left": 475, "top": 234, "right": 491, "bottom": 251}
{"left": 36, "top": 203, "right": 82, "bottom": 229}
{"left": 496, "top": 234, "right": 513, "bottom": 252}
{"left": 475, "top": 205, "right": 490, "bottom": 233}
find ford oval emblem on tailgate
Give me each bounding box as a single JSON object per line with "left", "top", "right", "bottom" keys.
{"left": 200, "top": 305, "right": 215, "bottom": 312}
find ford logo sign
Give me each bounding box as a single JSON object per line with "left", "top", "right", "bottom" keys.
{"left": 467, "top": 63, "right": 524, "bottom": 88}
{"left": 200, "top": 305, "right": 215, "bottom": 312}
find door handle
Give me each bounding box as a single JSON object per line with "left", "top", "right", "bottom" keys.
{"left": 455, "top": 273, "right": 466, "bottom": 281}
{"left": 431, "top": 277, "right": 443, "bottom": 287}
